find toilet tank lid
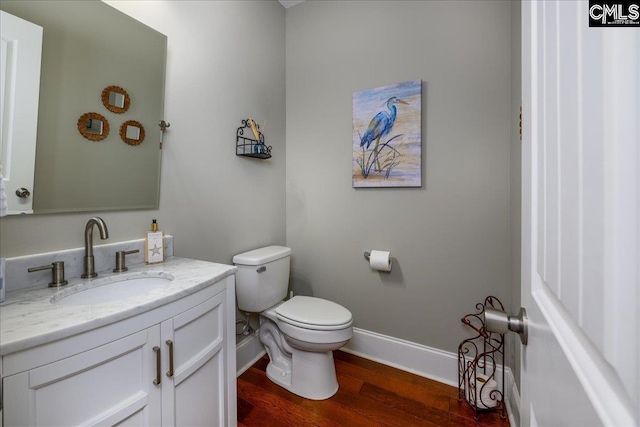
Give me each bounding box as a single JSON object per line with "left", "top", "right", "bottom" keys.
{"left": 233, "top": 245, "right": 291, "bottom": 266}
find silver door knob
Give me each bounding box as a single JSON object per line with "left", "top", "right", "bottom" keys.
{"left": 483, "top": 307, "right": 528, "bottom": 345}
{"left": 15, "top": 188, "right": 31, "bottom": 198}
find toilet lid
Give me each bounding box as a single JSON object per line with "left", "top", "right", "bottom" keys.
{"left": 276, "top": 296, "right": 353, "bottom": 330}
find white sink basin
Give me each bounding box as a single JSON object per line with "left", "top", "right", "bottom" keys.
{"left": 53, "top": 273, "right": 174, "bottom": 306}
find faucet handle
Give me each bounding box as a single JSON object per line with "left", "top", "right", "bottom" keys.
{"left": 113, "top": 250, "right": 140, "bottom": 273}
{"left": 28, "top": 261, "right": 69, "bottom": 287}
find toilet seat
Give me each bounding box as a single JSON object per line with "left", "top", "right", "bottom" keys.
{"left": 276, "top": 296, "right": 353, "bottom": 331}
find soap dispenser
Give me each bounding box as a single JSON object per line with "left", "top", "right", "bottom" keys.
{"left": 145, "top": 219, "right": 164, "bottom": 264}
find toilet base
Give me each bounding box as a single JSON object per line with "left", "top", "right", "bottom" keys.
{"left": 265, "top": 349, "right": 339, "bottom": 400}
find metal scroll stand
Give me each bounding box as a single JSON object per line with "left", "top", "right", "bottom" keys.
{"left": 458, "top": 296, "right": 507, "bottom": 421}
{"left": 159, "top": 120, "right": 170, "bottom": 149}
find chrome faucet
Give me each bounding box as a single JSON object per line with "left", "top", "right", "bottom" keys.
{"left": 82, "top": 217, "right": 109, "bottom": 278}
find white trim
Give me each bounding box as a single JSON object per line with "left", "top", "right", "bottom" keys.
{"left": 235, "top": 331, "right": 266, "bottom": 377}
{"left": 506, "top": 366, "right": 521, "bottom": 427}
{"left": 341, "top": 327, "right": 520, "bottom": 426}
{"left": 341, "top": 327, "right": 458, "bottom": 387}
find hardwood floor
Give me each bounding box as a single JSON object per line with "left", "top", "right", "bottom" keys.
{"left": 237, "top": 351, "right": 511, "bottom": 427}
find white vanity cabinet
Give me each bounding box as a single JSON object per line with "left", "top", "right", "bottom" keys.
{"left": 1, "top": 274, "right": 236, "bottom": 427}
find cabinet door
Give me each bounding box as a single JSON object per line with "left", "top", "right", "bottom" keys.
{"left": 3, "top": 327, "right": 161, "bottom": 427}
{"left": 161, "top": 291, "right": 226, "bottom": 427}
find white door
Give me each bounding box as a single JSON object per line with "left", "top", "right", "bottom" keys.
{"left": 521, "top": 1, "right": 639, "bottom": 426}
{"left": 0, "top": 11, "right": 42, "bottom": 215}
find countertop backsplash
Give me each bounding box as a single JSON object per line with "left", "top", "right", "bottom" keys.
{"left": 4, "top": 235, "right": 174, "bottom": 294}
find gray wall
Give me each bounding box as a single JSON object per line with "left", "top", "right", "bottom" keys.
{"left": 0, "top": 1, "right": 286, "bottom": 266}
{"left": 285, "top": 0, "right": 512, "bottom": 353}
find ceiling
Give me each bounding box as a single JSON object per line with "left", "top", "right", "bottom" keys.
{"left": 278, "top": 0, "right": 305, "bottom": 8}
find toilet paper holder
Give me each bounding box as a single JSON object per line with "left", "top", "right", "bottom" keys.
{"left": 364, "top": 250, "right": 393, "bottom": 272}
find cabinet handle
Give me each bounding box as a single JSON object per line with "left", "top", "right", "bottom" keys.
{"left": 166, "top": 340, "right": 174, "bottom": 377}
{"left": 153, "top": 346, "right": 161, "bottom": 385}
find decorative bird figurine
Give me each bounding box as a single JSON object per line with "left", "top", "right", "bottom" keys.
{"left": 360, "top": 96, "right": 409, "bottom": 172}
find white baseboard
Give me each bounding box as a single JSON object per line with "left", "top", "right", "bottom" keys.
{"left": 235, "top": 331, "right": 266, "bottom": 377}
{"left": 505, "top": 367, "right": 521, "bottom": 427}
{"left": 341, "top": 327, "right": 520, "bottom": 426}
{"left": 341, "top": 327, "right": 459, "bottom": 387}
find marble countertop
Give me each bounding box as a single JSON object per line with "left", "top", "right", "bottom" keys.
{"left": 0, "top": 257, "right": 236, "bottom": 356}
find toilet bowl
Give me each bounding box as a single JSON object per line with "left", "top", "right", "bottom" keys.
{"left": 233, "top": 246, "right": 353, "bottom": 400}
{"left": 260, "top": 296, "right": 353, "bottom": 399}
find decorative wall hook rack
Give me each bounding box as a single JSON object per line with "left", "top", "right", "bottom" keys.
{"left": 236, "top": 118, "right": 271, "bottom": 159}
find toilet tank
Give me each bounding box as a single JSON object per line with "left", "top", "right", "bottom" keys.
{"left": 233, "top": 246, "right": 291, "bottom": 313}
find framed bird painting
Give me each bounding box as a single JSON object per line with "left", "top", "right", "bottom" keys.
{"left": 352, "top": 80, "right": 422, "bottom": 188}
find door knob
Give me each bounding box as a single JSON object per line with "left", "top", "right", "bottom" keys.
{"left": 483, "top": 307, "right": 528, "bottom": 345}
{"left": 15, "top": 188, "right": 31, "bottom": 198}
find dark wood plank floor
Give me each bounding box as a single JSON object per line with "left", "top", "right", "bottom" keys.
{"left": 238, "top": 351, "right": 511, "bottom": 427}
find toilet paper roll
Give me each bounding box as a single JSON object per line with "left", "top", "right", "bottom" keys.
{"left": 369, "top": 250, "right": 392, "bottom": 272}
{"left": 475, "top": 374, "right": 498, "bottom": 409}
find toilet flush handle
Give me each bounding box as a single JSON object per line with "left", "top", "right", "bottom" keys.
{"left": 257, "top": 266, "right": 266, "bottom": 273}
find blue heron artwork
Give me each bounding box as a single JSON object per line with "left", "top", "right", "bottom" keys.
{"left": 352, "top": 80, "right": 421, "bottom": 187}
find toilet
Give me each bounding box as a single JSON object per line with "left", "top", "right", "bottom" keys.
{"left": 233, "top": 245, "right": 353, "bottom": 400}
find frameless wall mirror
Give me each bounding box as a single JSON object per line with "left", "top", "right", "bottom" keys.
{"left": 0, "top": 1, "right": 167, "bottom": 214}
{"left": 102, "top": 85, "right": 130, "bottom": 114}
